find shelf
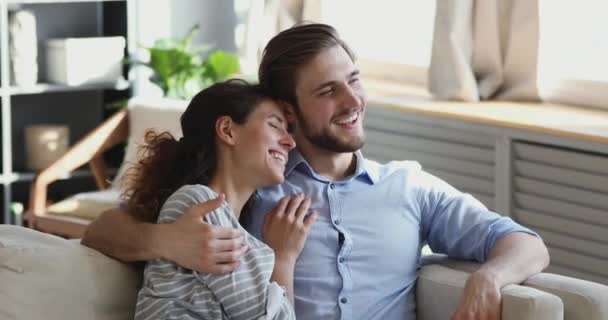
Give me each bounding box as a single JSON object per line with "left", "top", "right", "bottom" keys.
{"left": 0, "top": 168, "right": 117, "bottom": 184}
{"left": 2, "top": 79, "right": 130, "bottom": 96}
{"left": 7, "top": 0, "right": 125, "bottom": 4}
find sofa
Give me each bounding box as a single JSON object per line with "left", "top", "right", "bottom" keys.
{"left": 1, "top": 225, "right": 607, "bottom": 319}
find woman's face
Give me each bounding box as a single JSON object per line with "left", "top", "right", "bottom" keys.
{"left": 233, "top": 99, "right": 295, "bottom": 186}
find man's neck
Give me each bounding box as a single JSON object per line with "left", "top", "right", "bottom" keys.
{"left": 297, "top": 145, "right": 358, "bottom": 181}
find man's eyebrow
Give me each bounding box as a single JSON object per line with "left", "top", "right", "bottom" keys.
{"left": 311, "top": 69, "right": 361, "bottom": 93}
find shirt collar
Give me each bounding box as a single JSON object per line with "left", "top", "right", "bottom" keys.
{"left": 285, "top": 149, "right": 378, "bottom": 185}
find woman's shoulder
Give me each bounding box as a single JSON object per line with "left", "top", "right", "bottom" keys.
{"left": 158, "top": 184, "right": 228, "bottom": 223}
{"left": 172, "top": 184, "right": 216, "bottom": 202}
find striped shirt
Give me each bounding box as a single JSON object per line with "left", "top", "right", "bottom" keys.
{"left": 134, "top": 185, "right": 296, "bottom": 320}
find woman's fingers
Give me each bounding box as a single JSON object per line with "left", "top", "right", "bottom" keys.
{"left": 284, "top": 193, "right": 304, "bottom": 216}
{"left": 273, "top": 196, "right": 291, "bottom": 218}
{"left": 295, "top": 197, "right": 311, "bottom": 223}
{"left": 303, "top": 210, "right": 317, "bottom": 228}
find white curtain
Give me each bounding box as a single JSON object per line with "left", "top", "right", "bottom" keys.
{"left": 429, "top": 0, "right": 540, "bottom": 102}
{"left": 238, "top": 0, "right": 321, "bottom": 75}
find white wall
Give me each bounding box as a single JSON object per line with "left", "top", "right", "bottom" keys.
{"left": 136, "top": 0, "right": 236, "bottom": 49}
{"left": 134, "top": 0, "right": 237, "bottom": 95}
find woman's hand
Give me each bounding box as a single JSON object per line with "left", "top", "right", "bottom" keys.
{"left": 263, "top": 193, "right": 317, "bottom": 264}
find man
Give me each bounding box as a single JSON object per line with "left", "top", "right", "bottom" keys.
{"left": 83, "top": 23, "right": 549, "bottom": 320}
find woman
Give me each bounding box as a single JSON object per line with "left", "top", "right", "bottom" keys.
{"left": 125, "top": 79, "right": 317, "bottom": 319}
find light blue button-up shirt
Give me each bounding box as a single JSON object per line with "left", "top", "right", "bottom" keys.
{"left": 245, "top": 150, "right": 537, "bottom": 320}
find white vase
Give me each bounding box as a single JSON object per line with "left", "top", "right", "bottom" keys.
{"left": 9, "top": 10, "right": 38, "bottom": 86}
{"left": 24, "top": 125, "right": 69, "bottom": 171}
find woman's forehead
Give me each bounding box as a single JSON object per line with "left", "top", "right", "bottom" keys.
{"left": 253, "top": 99, "right": 287, "bottom": 119}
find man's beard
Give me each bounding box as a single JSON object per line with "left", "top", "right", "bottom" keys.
{"left": 297, "top": 117, "right": 365, "bottom": 153}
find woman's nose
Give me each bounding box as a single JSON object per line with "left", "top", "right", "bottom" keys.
{"left": 280, "top": 133, "right": 296, "bottom": 151}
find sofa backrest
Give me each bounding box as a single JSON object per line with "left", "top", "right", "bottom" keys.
{"left": 111, "top": 97, "right": 189, "bottom": 190}
{"left": 0, "top": 225, "right": 142, "bottom": 320}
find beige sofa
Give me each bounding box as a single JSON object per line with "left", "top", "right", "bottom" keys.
{"left": 1, "top": 225, "right": 607, "bottom": 319}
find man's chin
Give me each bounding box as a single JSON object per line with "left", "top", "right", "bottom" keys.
{"left": 325, "top": 138, "right": 365, "bottom": 153}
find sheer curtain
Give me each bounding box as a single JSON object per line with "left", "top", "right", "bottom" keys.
{"left": 429, "top": 0, "right": 540, "bottom": 102}
{"left": 235, "top": 0, "right": 321, "bottom": 75}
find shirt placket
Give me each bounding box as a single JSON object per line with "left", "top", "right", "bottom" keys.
{"left": 327, "top": 182, "right": 352, "bottom": 320}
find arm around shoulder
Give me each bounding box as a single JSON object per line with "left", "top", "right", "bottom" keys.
{"left": 81, "top": 207, "right": 167, "bottom": 262}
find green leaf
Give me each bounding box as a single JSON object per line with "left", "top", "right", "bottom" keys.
{"left": 137, "top": 24, "right": 241, "bottom": 99}
{"left": 205, "top": 51, "right": 240, "bottom": 82}
{"left": 178, "top": 24, "right": 199, "bottom": 51}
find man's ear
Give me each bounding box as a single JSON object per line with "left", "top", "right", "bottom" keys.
{"left": 215, "top": 116, "right": 237, "bottom": 146}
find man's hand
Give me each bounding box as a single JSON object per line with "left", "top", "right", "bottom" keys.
{"left": 156, "top": 194, "right": 248, "bottom": 274}
{"left": 452, "top": 270, "right": 502, "bottom": 320}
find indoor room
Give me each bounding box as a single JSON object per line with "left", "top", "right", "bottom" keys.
{"left": 1, "top": 1, "right": 607, "bottom": 319}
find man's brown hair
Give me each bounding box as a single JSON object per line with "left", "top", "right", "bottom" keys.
{"left": 258, "top": 23, "right": 355, "bottom": 108}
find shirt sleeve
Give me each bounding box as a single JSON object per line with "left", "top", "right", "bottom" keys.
{"left": 163, "top": 185, "right": 295, "bottom": 320}
{"left": 416, "top": 169, "right": 540, "bottom": 262}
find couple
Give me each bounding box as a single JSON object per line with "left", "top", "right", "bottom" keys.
{"left": 83, "top": 23, "right": 549, "bottom": 320}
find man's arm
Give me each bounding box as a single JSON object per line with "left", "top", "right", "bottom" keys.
{"left": 81, "top": 196, "right": 248, "bottom": 273}
{"left": 452, "top": 232, "right": 550, "bottom": 320}
{"left": 415, "top": 169, "right": 549, "bottom": 319}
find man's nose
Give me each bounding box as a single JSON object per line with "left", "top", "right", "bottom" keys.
{"left": 342, "top": 84, "right": 363, "bottom": 108}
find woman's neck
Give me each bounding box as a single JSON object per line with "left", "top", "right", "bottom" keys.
{"left": 208, "top": 163, "right": 255, "bottom": 219}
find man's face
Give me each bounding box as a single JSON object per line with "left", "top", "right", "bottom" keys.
{"left": 292, "top": 45, "right": 367, "bottom": 153}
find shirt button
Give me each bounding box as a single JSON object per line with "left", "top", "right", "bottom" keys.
{"left": 329, "top": 183, "right": 335, "bottom": 189}
{"left": 339, "top": 257, "right": 345, "bottom": 263}
{"left": 334, "top": 219, "right": 340, "bottom": 225}
{"left": 340, "top": 297, "right": 348, "bottom": 304}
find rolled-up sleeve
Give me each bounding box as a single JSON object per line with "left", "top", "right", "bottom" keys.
{"left": 417, "top": 170, "right": 539, "bottom": 262}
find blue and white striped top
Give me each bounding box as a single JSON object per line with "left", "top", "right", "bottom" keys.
{"left": 134, "top": 184, "right": 295, "bottom": 320}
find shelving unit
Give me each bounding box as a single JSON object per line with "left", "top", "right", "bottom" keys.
{"left": 0, "top": 0, "right": 137, "bottom": 224}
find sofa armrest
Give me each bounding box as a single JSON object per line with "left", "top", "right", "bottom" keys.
{"left": 524, "top": 273, "right": 608, "bottom": 320}
{"left": 0, "top": 225, "right": 141, "bottom": 320}
{"left": 417, "top": 264, "right": 563, "bottom": 320}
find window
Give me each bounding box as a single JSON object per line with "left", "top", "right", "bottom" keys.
{"left": 538, "top": 0, "right": 608, "bottom": 109}
{"left": 320, "top": 0, "right": 436, "bottom": 87}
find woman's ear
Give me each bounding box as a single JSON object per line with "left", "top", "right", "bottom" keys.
{"left": 215, "top": 116, "right": 237, "bottom": 146}
{"left": 280, "top": 102, "right": 297, "bottom": 126}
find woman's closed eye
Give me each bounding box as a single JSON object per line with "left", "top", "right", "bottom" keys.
{"left": 269, "top": 121, "right": 285, "bottom": 131}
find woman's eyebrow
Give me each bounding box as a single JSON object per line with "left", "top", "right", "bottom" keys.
{"left": 269, "top": 113, "right": 285, "bottom": 123}
{"left": 269, "top": 113, "right": 290, "bottom": 130}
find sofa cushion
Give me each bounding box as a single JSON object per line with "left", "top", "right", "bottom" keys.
{"left": 0, "top": 225, "right": 142, "bottom": 320}
{"left": 111, "top": 97, "right": 188, "bottom": 190}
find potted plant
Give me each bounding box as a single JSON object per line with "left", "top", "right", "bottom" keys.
{"left": 141, "top": 24, "right": 240, "bottom": 100}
